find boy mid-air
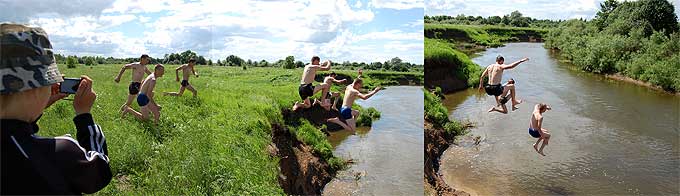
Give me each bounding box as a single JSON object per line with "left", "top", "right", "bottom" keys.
{"left": 164, "top": 58, "right": 199, "bottom": 97}
{"left": 478, "top": 55, "right": 528, "bottom": 114}
{"left": 327, "top": 78, "right": 382, "bottom": 132}
{"left": 529, "top": 103, "right": 552, "bottom": 156}
{"left": 114, "top": 54, "right": 152, "bottom": 111}
{"left": 317, "top": 72, "right": 346, "bottom": 111}
{"left": 293, "top": 56, "right": 332, "bottom": 111}
{"left": 123, "top": 64, "right": 165, "bottom": 124}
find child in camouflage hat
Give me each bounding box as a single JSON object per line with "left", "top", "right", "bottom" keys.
{"left": 0, "top": 23, "right": 112, "bottom": 194}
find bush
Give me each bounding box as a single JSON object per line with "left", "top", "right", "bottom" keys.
{"left": 355, "top": 107, "right": 381, "bottom": 126}
{"left": 66, "top": 56, "right": 78, "bottom": 68}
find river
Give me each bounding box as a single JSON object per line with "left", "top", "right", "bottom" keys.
{"left": 323, "top": 86, "right": 424, "bottom": 195}
{"left": 440, "top": 43, "right": 680, "bottom": 195}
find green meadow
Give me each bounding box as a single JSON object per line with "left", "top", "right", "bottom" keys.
{"left": 424, "top": 24, "right": 547, "bottom": 48}
{"left": 36, "top": 64, "right": 418, "bottom": 194}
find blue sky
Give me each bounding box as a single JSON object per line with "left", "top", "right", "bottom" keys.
{"left": 426, "top": 0, "right": 680, "bottom": 20}
{"left": 0, "top": 0, "right": 424, "bottom": 64}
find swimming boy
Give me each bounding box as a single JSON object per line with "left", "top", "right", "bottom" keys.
{"left": 478, "top": 55, "right": 528, "bottom": 114}
{"left": 292, "top": 56, "right": 332, "bottom": 111}
{"left": 164, "top": 58, "right": 198, "bottom": 97}
{"left": 114, "top": 54, "right": 152, "bottom": 111}
{"left": 123, "top": 64, "right": 164, "bottom": 124}
{"left": 326, "top": 78, "right": 382, "bottom": 132}
{"left": 529, "top": 103, "right": 552, "bottom": 156}
{"left": 317, "top": 72, "right": 346, "bottom": 110}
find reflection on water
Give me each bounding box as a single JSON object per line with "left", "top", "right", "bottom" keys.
{"left": 323, "top": 86, "right": 424, "bottom": 195}
{"left": 441, "top": 43, "right": 680, "bottom": 195}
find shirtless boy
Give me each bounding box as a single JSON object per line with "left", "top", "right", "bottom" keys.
{"left": 114, "top": 54, "right": 151, "bottom": 111}
{"left": 292, "top": 56, "right": 332, "bottom": 111}
{"left": 164, "top": 58, "right": 199, "bottom": 97}
{"left": 123, "top": 64, "right": 164, "bottom": 124}
{"left": 317, "top": 72, "right": 346, "bottom": 110}
{"left": 478, "top": 55, "right": 528, "bottom": 114}
{"left": 327, "top": 78, "right": 382, "bottom": 132}
{"left": 529, "top": 103, "right": 552, "bottom": 156}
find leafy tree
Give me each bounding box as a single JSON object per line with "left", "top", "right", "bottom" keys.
{"left": 66, "top": 56, "right": 78, "bottom": 68}
{"left": 283, "top": 56, "right": 295, "bottom": 69}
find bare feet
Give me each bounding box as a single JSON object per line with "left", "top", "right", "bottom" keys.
{"left": 512, "top": 100, "right": 523, "bottom": 111}
{"left": 533, "top": 143, "right": 539, "bottom": 152}
{"left": 121, "top": 106, "right": 129, "bottom": 117}
{"left": 488, "top": 107, "right": 495, "bottom": 113}
{"left": 538, "top": 150, "right": 546, "bottom": 156}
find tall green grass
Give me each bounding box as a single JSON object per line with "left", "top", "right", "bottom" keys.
{"left": 36, "top": 64, "right": 400, "bottom": 194}
{"left": 424, "top": 38, "right": 483, "bottom": 88}
{"left": 423, "top": 90, "right": 465, "bottom": 135}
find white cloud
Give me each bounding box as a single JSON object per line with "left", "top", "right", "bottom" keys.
{"left": 4, "top": 0, "right": 421, "bottom": 64}
{"left": 0, "top": 0, "right": 115, "bottom": 22}
{"left": 370, "top": 0, "right": 424, "bottom": 10}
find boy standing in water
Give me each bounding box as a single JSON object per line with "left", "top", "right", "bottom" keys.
{"left": 327, "top": 78, "right": 381, "bottom": 132}
{"left": 114, "top": 54, "right": 152, "bottom": 111}
{"left": 478, "top": 55, "right": 528, "bottom": 114}
{"left": 293, "top": 56, "right": 332, "bottom": 111}
{"left": 529, "top": 103, "right": 552, "bottom": 156}
{"left": 164, "top": 58, "right": 199, "bottom": 97}
{"left": 123, "top": 64, "right": 165, "bottom": 124}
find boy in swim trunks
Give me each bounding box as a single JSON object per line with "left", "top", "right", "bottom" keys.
{"left": 292, "top": 56, "right": 332, "bottom": 111}
{"left": 164, "top": 58, "right": 198, "bottom": 97}
{"left": 123, "top": 64, "right": 164, "bottom": 124}
{"left": 529, "top": 103, "right": 551, "bottom": 156}
{"left": 114, "top": 54, "right": 152, "bottom": 111}
{"left": 478, "top": 55, "right": 528, "bottom": 114}
{"left": 316, "top": 72, "right": 346, "bottom": 110}
{"left": 326, "top": 78, "right": 382, "bottom": 132}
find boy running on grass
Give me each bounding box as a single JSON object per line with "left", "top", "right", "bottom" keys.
{"left": 327, "top": 78, "right": 381, "bottom": 132}
{"left": 317, "top": 72, "right": 346, "bottom": 110}
{"left": 293, "top": 56, "right": 332, "bottom": 111}
{"left": 114, "top": 54, "right": 152, "bottom": 111}
{"left": 478, "top": 55, "right": 528, "bottom": 114}
{"left": 529, "top": 103, "right": 552, "bottom": 156}
{"left": 164, "top": 58, "right": 199, "bottom": 97}
{"left": 123, "top": 64, "right": 164, "bottom": 124}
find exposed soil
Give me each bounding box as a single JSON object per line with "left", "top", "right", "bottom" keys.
{"left": 424, "top": 120, "right": 470, "bottom": 196}
{"left": 271, "top": 123, "right": 336, "bottom": 195}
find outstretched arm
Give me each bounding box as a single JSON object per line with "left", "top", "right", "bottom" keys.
{"left": 114, "top": 64, "right": 132, "bottom": 83}
{"left": 144, "top": 66, "right": 152, "bottom": 75}
{"left": 501, "top": 57, "right": 529, "bottom": 70}
{"left": 332, "top": 78, "right": 346, "bottom": 83}
{"left": 358, "top": 87, "right": 382, "bottom": 100}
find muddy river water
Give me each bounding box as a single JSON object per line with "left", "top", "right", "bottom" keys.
{"left": 323, "top": 86, "right": 424, "bottom": 195}
{"left": 440, "top": 43, "right": 679, "bottom": 195}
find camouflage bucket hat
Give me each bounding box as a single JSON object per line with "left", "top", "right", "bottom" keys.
{"left": 1, "top": 23, "right": 63, "bottom": 94}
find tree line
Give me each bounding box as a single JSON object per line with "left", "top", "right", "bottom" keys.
{"left": 425, "top": 11, "right": 562, "bottom": 28}
{"left": 58, "top": 50, "right": 421, "bottom": 72}
{"left": 545, "top": 0, "right": 679, "bottom": 91}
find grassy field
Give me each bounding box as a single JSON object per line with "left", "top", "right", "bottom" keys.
{"left": 424, "top": 38, "right": 482, "bottom": 88}
{"left": 36, "top": 64, "right": 416, "bottom": 194}
{"left": 424, "top": 24, "right": 548, "bottom": 48}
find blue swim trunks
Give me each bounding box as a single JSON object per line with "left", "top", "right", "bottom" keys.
{"left": 529, "top": 128, "right": 541, "bottom": 138}
{"left": 340, "top": 106, "right": 353, "bottom": 120}
{"left": 137, "top": 93, "right": 150, "bottom": 107}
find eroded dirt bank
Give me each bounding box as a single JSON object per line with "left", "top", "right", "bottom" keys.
{"left": 424, "top": 120, "right": 470, "bottom": 196}
{"left": 271, "top": 123, "right": 335, "bottom": 195}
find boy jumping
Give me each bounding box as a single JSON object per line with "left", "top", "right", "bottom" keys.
{"left": 529, "top": 103, "right": 552, "bottom": 156}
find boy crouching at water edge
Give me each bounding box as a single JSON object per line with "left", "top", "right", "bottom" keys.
{"left": 1, "top": 23, "right": 111, "bottom": 194}
{"left": 529, "top": 103, "right": 552, "bottom": 156}
{"left": 123, "top": 64, "right": 165, "bottom": 124}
